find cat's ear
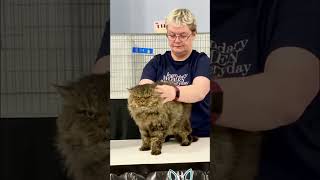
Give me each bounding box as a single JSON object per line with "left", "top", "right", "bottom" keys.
{"left": 52, "top": 84, "right": 74, "bottom": 99}
{"left": 127, "top": 87, "right": 133, "bottom": 93}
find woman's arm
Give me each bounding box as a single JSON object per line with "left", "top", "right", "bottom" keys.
{"left": 139, "top": 79, "right": 154, "bottom": 85}
{"left": 155, "top": 76, "right": 210, "bottom": 103}
{"left": 215, "top": 47, "right": 319, "bottom": 131}
{"left": 92, "top": 55, "right": 109, "bottom": 74}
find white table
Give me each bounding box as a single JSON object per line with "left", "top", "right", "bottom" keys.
{"left": 110, "top": 137, "right": 210, "bottom": 166}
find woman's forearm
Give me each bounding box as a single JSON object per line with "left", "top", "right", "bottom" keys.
{"left": 215, "top": 47, "right": 319, "bottom": 131}
{"left": 178, "top": 77, "right": 210, "bottom": 103}
{"left": 92, "top": 55, "right": 109, "bottom": 74}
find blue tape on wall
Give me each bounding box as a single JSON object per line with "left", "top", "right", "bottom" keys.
{"left": 132, "top": 47, "right": 154, "bottom": 54}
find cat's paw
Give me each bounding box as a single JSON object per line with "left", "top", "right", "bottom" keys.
{"left": 181, "top": 140, "right": 191, "bottom": 146}
{"left": 139, "top": 146, "right": 150, "bottom": 151}
{"left": 151, "top": 149, "right": 161, "bottom": 155}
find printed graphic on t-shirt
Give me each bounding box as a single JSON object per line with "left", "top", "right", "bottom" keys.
{"left": 161, "top": 72, "right": 189, "bottom": 86}
{"left": 210, "top": 39, "right": 252, "bottom": 78}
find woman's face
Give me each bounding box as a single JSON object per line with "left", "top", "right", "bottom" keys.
{"left": 166, "top": 22, "right": 195, "bottom": 57}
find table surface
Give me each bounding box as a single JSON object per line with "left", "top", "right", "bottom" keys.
{"left": 110, "top": 137, "right": 210, "bottom": 166}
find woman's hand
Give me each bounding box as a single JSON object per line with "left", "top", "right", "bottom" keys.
{"left": 155, "top": 85, "right": 177, "bottom": 103}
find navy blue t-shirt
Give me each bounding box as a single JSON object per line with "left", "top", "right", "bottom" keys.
{"left": 141, "top": 50, "right": 211, "bottom": 137}
{"left": 211, "top": 0, "right": 320, "bottom": 179}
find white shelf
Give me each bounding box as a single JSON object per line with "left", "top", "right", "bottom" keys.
{"left": 110, "top": 137, "right": 210, "bottom": 166}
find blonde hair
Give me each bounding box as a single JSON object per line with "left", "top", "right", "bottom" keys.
{"left": 165, "top": 8, "right": 197, "bottom": 33}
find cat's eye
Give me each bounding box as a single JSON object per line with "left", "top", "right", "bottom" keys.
{"left": 76, "top": 110, "right": 96, "bottom": 119}
{"left": 76, "top": 110, "right": 87, "bottom": 115}
{"left": 86, "top": 111, "right": 94, "bottom": 117}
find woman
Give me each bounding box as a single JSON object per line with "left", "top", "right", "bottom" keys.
{"left": 139, "top": 8, "right": 211, "bottom": 137}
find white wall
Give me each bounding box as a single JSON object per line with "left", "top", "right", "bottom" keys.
{"left": 111, "top": 0, "right": 210, "bottom": 33}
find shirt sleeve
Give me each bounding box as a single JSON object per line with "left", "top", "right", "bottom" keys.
{"left": 264, "top": 0, "right": 320, "bottom": 60}
{"left": 194, "top": 53, "right": 211, "bottom": 79}
{"left": 140, "top": 55, "right": 160, "bottom": 81}
{"left": 96, "top": 20, "right": 110, "bottom": 62}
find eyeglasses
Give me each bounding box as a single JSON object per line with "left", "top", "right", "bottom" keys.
{"left": 166, "top": 33, "right": 192, "bottom": 41}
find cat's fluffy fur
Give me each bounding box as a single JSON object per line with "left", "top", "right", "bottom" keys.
{"left": 54, "top": 72, "right": 109, "bottom": 180}
{"left": 127, "top": 82, "right": 197, "bottom": 155}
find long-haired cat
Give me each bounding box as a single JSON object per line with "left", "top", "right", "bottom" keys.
{"left": 127, "top": 82, "right": 197, "bottom": 155}
{"left": 54, "top": 72, "right": 109, "bottom": 180}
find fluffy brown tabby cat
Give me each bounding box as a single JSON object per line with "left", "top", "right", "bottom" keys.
{"left": 211, "top": 126, "right": 263, "bottom": 180}
{"left": 54, "top": 72, "right": 109, "bottom": 180}
{"left": 127, "top": 82, "right": 197, "bottom": 155}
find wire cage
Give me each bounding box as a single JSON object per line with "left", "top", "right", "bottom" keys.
{"left": 1, "top": 0, "right": 108, "bottom": 118}
{"left": 110, "top": 33, "right": 210, "bottom": 99}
